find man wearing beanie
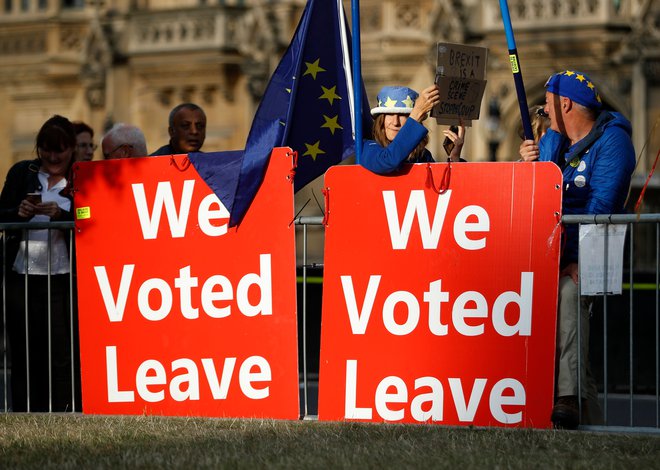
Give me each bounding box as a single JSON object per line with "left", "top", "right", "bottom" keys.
{"left": 520, "top": 70, "right": 636, "bottom": 429}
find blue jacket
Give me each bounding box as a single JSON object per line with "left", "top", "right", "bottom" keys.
{"left": 360, "top": 118, "right": 434, "bottom": 174}
{"left": 539, "top": 111, "right": 636, "bottom": 265}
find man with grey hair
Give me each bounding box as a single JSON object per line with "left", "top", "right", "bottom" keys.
{"left": 101, "top": 123, "right": 148, "bottom": 159}
{"left": 150, "top": 103, "right": 206, "bottom": 156}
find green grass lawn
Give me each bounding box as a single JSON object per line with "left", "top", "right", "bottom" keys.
{"left": 0, "top": 414, "right": 659, "bottom": 469}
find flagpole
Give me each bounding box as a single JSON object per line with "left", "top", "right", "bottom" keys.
{"left": 351, "top": 0, "right": 363, "bottom": 164}
{"left": 499, "top": 0, "right": 533, "bottom": 141}
{"left": 338, "top": 0, "right": 355, "bottom": 139}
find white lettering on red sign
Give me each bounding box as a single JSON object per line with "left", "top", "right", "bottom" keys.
{"left": 106, "top": 346, "right": 271, "bottom": 403}
{"left": 341, "top": 272, "right": 533, "bottom": 336}
{"left": 132, "top": 180, "right": 229, "bottom": 240}
{"left": 94, "top": 254, "right": 273, "bottom": 322}
{"left": 382, "top": 190, "right": 490, "bottom": 250}
{"left": 344, "top": 359, "right": 525, "bottom": 423}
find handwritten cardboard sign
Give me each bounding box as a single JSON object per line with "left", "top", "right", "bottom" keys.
{"left": 437, "top": 42, "right": 488, "bottom": 79}
{"left": 432, "top": 76, "right": 487, "bottom": 122}
{"left": 433, "top": 42, "right": 489, "bottom": 126}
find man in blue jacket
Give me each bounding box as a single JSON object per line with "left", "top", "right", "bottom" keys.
{"left": 520, "top": 70, "right": 636, "bottom": 429}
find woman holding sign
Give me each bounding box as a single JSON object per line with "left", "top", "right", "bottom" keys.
{"left": 361, "top": 85, "right": 465, "bottom": 174}
{"left": 0, "top": 115, "right": 80, "bottom": 412}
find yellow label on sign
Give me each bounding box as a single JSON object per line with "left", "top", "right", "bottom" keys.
{"left": 509, "top": 54, "right": 519, "bottom": 73}
{"left": 76, "top": 207, "right": 91, "bottom": 220}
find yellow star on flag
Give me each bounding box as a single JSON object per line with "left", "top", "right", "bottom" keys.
{"left": 383, "top": 97, "right": 398, "bottom": 108}
{"left": 321, "top": 115, "right": 343, "bottom": 135}
{"left": 402, "top": 96, "right": 415, "bottom": 108}
{"left": 303, "top": 140, "right": 326, "bottom": 160}
{"left": 587, "top": 82, "right": 595, "bottom": 90}
{"left": 303, "top": 59, "right": 326, "bottom": 80}
{"left": 565, "top": 71, "right": 575, "bottom": 76}
{"left": 576, "top": 74, "right": 586, "bottom": 82}
{"left": 319, "top": 85, "right": 341, "bottom": 105}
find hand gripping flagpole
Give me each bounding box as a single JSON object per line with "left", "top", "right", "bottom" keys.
{"left": 351, "top": 0, "right": 363, "bottom": 164}
{"left": 499, "top": 0, "right": 534, "bottom": 141}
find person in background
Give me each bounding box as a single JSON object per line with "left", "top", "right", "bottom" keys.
{"left": 0, "top": 115, "right": 81, "bottom": 412}
{"left": 519, "top": 105, "right": 551, "bottom": 143}
{"left": 150, "top": 103, "right": 206, "bottom": 156}
{"left": 360, "top": 85, "right": 465, "bottom": 174}
{"left": 520, "top": 70, "right": 636, "bottom": 429}
{"left": 101, "top": 123, "right": 148, "bottom": 159}
{"left": 73, "top": 121, "right": 96, "bottom": 162}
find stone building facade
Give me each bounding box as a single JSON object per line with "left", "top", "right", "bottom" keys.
{"left": 0, "top": 0, "right": 658, "bottom": 204}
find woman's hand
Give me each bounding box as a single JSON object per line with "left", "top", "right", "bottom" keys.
{"left": 18, "top": 198, "right": 38, "bottom": 219}
{"left": 519, "top": 140, "right": 540, "bottom": 162}
{"left": 36, "top": 201, "right": 62, "bottom": 219}
{"left": 409, "top": 85, "right": 440, "bottom": 122}
{"left": 443, "top": 125, "right": 466, "bottom": 162}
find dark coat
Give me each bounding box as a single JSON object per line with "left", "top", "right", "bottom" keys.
{"left": 0, "top": 159, "right": 74, "bottom": 271}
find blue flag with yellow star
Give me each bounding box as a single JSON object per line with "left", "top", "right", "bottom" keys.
{"left": 190, "top": 0, "right": 371, "bottom": 227}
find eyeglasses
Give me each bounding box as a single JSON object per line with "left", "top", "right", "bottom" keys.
{"left": 536, "top": 108, "right": 549, "bottom": 118}
{"left": 77, "top": 142, "right": 98, "bottom": 151}
{"left": 104, "top": 143, "right": 133, "bottom": 159}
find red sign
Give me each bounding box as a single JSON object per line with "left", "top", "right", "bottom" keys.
{"left": 318, "top": 162, "right": 562, "bottom": 428}
{"left": 73, "top": 149, "right": 299, "bottom": 418}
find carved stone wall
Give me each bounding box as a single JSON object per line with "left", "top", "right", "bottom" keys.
{"left": 0, "top": 0, "right": 658, "bottom": 194}
{"left": 0, "top": 0, "right": 304, "bottom": 179}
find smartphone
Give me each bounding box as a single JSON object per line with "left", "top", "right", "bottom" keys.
{"left": 443, "top": 125, "right": 459, "bottom": 156}
{"left": 26, "top": 192, "right": 41, "bottom": 204}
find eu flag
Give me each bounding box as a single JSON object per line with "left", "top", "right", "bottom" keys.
{"left": 189, "top": 0, "right": 371, "bottom": 227}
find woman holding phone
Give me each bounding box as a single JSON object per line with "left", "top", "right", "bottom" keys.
{"left": 0, "top": 115, "right": 79, "bottom": 412}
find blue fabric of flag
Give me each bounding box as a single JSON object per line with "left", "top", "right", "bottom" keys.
{"left": 189, "top": 0, "right": 371, "bottom": 227}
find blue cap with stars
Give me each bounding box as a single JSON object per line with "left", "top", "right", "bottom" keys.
{"left": 370, "top": 86, "right": 418, "bottom": 116}
{"left": 545, "top": 70, "right": 602, "bottom": 110}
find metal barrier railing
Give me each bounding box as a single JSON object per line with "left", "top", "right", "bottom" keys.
{"left": 561, "top": 214, "right": 660, "bottom": 431}
{"left": 296, "top": 216, "right": 324, "bottom": 420}
{"left": 1, "top": 221, "right": 77, "bottom": 413}
{"left": 2, "top": 215, "right": 659, "bottom": 432}
{"left": 295, "top": 214, "right": 660, "bottom": 430}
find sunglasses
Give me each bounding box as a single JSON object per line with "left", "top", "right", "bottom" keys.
{"left": 536, "top": 108, "right": 549, "bottom": 118}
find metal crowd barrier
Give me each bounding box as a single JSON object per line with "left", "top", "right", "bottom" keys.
{"left": 561, "top": 214, "right": 660, "bottom": 432}
{"left": 295, "top": 214, "right": 660, "bottom": 431}
{"left": 1, "top": 221, "right": 77, "bottom": 413}
{"left": 2, "top": 215, "right": 659, "bottom": 433}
